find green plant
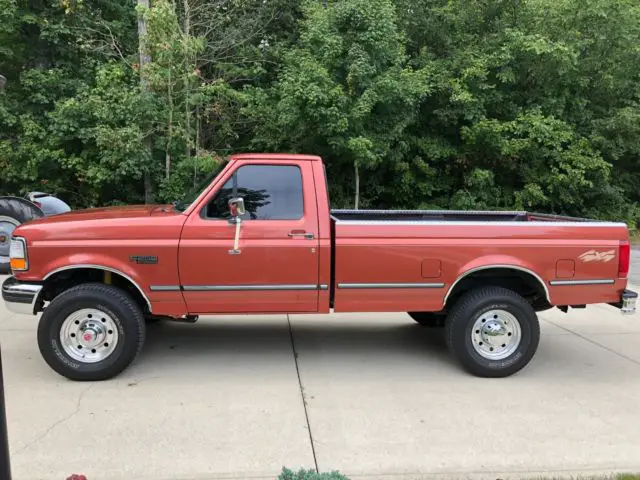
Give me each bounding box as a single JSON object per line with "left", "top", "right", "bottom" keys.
{"left": 278, "top": 468, "right": 350, "bottom": 480}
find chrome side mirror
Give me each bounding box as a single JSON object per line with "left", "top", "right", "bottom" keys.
{"left": 228, "top": 197, "right": 245, "bottom": 218}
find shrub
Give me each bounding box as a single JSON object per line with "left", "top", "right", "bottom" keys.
{"left": 278, "top": 467, "right": 350, "bottom": 480}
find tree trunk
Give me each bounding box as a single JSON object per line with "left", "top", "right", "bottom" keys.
{"left": 354, "top": 159, "right": 360, "bottom": 210}
{"left": 166, "top": 67, "right": 173, "bottom": 179}
{"left": 194, "top": 104, "right": 201, "bottom": 187}
{"left": 144, "top": 139, "right": 155, "bottom": 204}
{"left": 183, "top": 0, "right": 192, "bottom": 163}
{"left": 138, "top": 0, "right": 155, "bottom": 203}
{"left": 137, "top": 0, "right": 152, "bottom": 80}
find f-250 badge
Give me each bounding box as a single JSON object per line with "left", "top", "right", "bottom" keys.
{"left": 578, "top": 249, "right": 615, "bottom": 263}
{"left": 129, "top": 255, "right": 158, "bottom": 265}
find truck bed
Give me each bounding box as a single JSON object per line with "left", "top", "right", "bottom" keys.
{"left": 329, "top": 208, "right": 627, "bottom": 313}
{"left": 331, "top": 209, "right": 595, "bottom": 223}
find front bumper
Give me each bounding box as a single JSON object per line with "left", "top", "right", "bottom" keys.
{"left": 2, "top": 276, "right": 43, "bottom": 315}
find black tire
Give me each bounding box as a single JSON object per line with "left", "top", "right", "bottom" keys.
{"left": 37, "top": 283, "right": 146, "bottom": 381}
{"left": 444, "top": 286, "right": 540, "bottom": 378}
{"left": 408, "top": 312, "right": 445, "bottom": 327}
{"left": 0, "top": 197, "right": 44, "bottom": 273}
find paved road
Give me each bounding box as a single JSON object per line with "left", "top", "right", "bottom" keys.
{"left": 1, "top": 276, "right": 640, "bottom": 480}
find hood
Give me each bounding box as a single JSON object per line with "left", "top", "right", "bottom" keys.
{"left": 25, "top": 204, "right": 177, "bottom": 225}
{"left": 14, "top": 203, "right": 186, "bottom": 242}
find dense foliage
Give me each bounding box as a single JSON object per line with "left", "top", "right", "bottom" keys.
{"left": 1, "top": 0, "right": 639, "bottom": 223}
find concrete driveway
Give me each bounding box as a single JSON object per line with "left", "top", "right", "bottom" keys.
{"left": 1, "top": 275, "right": 640, "bottom": 480}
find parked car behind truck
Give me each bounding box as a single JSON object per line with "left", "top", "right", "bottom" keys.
{"left": 0, "top": 193, "right": 71, "bottom": 274}
{"left": 2, "top": 153, "right": 637, "bottom": 381}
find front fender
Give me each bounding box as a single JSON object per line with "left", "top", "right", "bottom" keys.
{"left": 38, "top": 255, "right": 152, "bottom": 312}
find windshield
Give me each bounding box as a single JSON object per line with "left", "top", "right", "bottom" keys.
{"left": 173, "top": 160, "right": 228, "bottom": 212}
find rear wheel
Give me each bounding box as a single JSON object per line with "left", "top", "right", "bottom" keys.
{"left": 0, "top": 198, "right": 44, "bottom": 273}
{"left": 445, "top": 286, "right": 540, "bottom": 377}
{"left": 408, "top": 312, "right": 445, "bottom": 327}
{"left": 37, "top": 283, "right": 146, "bottom": 381}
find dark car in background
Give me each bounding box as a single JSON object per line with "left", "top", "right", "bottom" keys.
{"left": 0, "top": 193, "right": 71, "bottom": 273}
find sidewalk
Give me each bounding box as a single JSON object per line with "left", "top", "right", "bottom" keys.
{"left": 1, "top": 277, "right": 640, "bottom": 479}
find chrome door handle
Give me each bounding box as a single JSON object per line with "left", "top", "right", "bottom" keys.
{"left": 288, "top": 231, "right": 314, "bottom": 240}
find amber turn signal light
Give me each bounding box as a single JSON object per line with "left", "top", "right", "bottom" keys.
{"left": 10, "top": 258, "right": 27, "bottom": 271}
{"left": 9, "top": 237, "right": 28, "bottom": 271}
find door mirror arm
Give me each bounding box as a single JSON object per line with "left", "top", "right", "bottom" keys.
{"left": 228, "top": 197, "right": 245, "bottom": 255}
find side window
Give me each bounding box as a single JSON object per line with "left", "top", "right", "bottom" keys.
{"left": 205, "top": 165, "right": 304, "bottom": 220}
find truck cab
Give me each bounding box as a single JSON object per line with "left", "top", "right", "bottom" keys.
{"left": 175, "top": 154, "right": 331, "bottom": 314}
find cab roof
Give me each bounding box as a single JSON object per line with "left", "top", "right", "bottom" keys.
{"left": 230, "top": 153, "right": 322, "bottom": 162}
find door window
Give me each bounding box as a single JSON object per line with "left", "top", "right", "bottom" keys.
{"left": 204, "top": 164, "right": 304, "bottom": 220}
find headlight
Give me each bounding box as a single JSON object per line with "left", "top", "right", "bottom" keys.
{"left": 9, "top": 237, "right": 28, "bottom": 271}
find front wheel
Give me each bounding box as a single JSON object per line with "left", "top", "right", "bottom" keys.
{"left": 445, "top": 286, "right": 540, "bottom": 378}
{"left": 37, "top": 283, "right": 146, "bottom": 381}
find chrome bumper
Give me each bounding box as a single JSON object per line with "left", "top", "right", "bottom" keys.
{"left": 2, "top": 276, "right": 43, "bottom": 315}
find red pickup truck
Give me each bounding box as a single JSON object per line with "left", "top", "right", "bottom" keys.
{"left": 2, "top": 153, "right": 637, "bottom": 381}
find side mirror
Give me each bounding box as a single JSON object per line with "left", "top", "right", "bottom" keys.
{"left": 228, "top": 197, "right": 246, "bottom": 218}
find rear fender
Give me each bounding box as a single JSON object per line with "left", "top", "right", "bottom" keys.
{"left": 445, "top": 255, "right": 550, "bottom": 304}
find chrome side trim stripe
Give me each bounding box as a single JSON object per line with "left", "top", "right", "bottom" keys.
{"left": 549, "top": 279, "right": 615, "bottom": 286}
{"left": 182, "top": 284, "right": 321, "bottom": 291}
{"left": 150, "top": 284, "right": 330, "bottom": 292}
{"left": 338, "top": 282, "right": 445, "bottom": 289}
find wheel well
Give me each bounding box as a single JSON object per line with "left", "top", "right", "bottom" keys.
{"left": 39, "top": 268, "right": 150, "bottom": 314}
{"left": 445, "top": 267, "right": 551, "bottom": 312}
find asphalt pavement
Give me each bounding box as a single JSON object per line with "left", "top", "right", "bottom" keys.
{"left": 1, "top": 274, "right": 640, "bottom": 480}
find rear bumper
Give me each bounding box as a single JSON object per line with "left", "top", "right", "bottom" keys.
{"left": 2, "top": 276, "right": 43, "bottom": 315}
{"left": 610, "top": 289, "right": 638, "bottom": 315}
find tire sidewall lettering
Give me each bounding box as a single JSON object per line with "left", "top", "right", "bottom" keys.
{"left": 51, "top": 338, "right": 80, "bottom": 370}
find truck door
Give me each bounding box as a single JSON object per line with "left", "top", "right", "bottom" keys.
{"left": 178, "top": 160, "right": 320, "bottom": 313}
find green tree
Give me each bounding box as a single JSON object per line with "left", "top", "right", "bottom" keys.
{"left": 1, "top": 0, "right": 639, "bottom": 225}
{"left": 249, "top": 0, "right": 433, "bottom": 209}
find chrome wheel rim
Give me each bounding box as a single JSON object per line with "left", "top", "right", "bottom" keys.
{"left": 471, "top": 309, "right": 522, "bottom": 360}
{"left": 60, "top": 308, "right": 119, "bottom": 363}
{"left": 0, "top": 215, "right": 20, "bottom": 261}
